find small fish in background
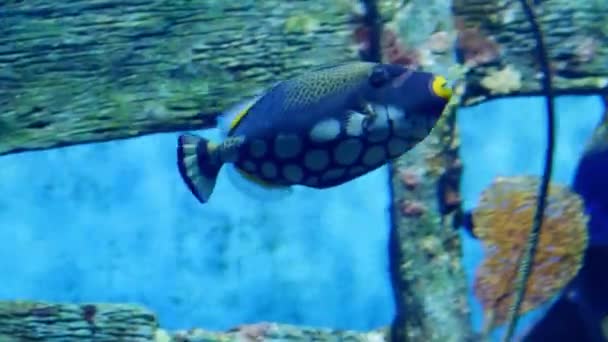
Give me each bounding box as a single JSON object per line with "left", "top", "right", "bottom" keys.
{"left": 176, "top": 62, "right": 452, "bottom": 204}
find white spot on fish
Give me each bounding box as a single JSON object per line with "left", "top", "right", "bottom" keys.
{"left": 345, "top": 111, "right": 366, "bottom": 136}
{"left": 261, "top": 162, "right": 277, "bottom": 178}
{"left": 321, "top": 168, "right": 346, "bottom": 181}
{"left": 333, "top": 138, "right": 363, "bottom": 166}
{"left": 387, "top": 137, "right": 410, "bottom": 157}
{"left": 304, "top": 149, "right": 330, "bottom": 171}
{"left": 367, "top": 110, "right": 390, "bottom": 142}
{"left": 250, "top": 139, "right": 267, "bottom": 158}
{"left": 389, "top": 106, "right": 413, "bottom": 138}
{"left": 274, "top": 134, "right": 302, "bottom": 159}
{"left": 310, "top": 118, "right": 341, "bottom": 142}
{"left": 362, "top": 145, "right": 386, "bottom": 166}
{"left": 283, "top": 164, "right": 304, "bottom": 183}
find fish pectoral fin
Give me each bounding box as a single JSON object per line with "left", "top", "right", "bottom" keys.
{"left": 361, "top": 102, "right": 377, "bottom": 118}
{"left": 345, "top": 110, "right": 371, "bottom": 136}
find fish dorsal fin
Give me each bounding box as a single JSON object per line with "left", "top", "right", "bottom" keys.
{"left": 228, "top": 100, "right": 256, "bottom": 135}
{"left": 219, "top": 82, "right": 283, "bottom": 136}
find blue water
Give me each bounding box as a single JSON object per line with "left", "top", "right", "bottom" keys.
{"left": 0, "top": 95, "right": 603, "bottom": 336}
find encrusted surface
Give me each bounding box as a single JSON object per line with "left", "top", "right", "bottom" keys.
{"left": 0, "top": 0, "right": 358, "bottom": 156}
{"left": 452, "top": 0, "right": 608, "bottom": 105}
{"left": 0, "top": 300, "right": 387, "bottom": 342}
{"left": 387, "top": 85, "right": 472, "bottom": 342}
{"left": 0, "top": 301, "right": 158, "bottom": 341}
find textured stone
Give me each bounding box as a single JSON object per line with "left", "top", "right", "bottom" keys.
{"left": 0, "top": 0, "right": 358, "bottom": 156}
{"left": 0, "top": 300, "right": 387, "bottom": 342}
{"left": 452, "top": 0, "right": 608, "bottom": 105}
{"left": 387, "top": 86, "right": 472, "bottom": 342}
{"left": 0, "top": 301, "right": 158, "bottom": 341}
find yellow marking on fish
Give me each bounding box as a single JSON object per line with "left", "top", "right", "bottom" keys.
{"left": 431, "top": 76, "right": 452, "bottom": 100}
{"left": 229, "top": 101, "right": 256, "bottom": 134}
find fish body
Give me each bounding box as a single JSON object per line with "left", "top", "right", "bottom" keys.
{"left": 177, "top": 62, "right": 452, "bottom": 204}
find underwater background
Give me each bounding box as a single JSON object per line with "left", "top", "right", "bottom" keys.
{"left": 0, "top": 94, "right": 603, "bottom": 334}
{"left": 2, "top": 0, "right": 608, "bottom": 341}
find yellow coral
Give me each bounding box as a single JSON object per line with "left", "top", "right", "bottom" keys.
{"left": 472, "top": 176, "right": 588, "bottom": 325}
{"left": 480, "top": 65, "right": 522, "bottom": 95}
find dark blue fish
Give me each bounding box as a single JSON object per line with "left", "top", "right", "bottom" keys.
{"left": 176, "top": 62, "right": 452, "bottom": 204}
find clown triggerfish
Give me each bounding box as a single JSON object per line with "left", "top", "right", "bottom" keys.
{"left": 177, "top": 62, "right": 453, "bottom": 204}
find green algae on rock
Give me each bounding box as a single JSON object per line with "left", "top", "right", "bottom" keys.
{"left": 0, "top": 0, "right": 359, "bottom": 156}
{"left": 387, "top": 86, "right": 472, "bottom": 342}
{"left": 0, "top": 300, "right": 387, "bottom": 342}
{"left": 0, "top": 301, "right": 158, "bottom": 341}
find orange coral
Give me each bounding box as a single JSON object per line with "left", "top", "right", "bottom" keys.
{"left": 472, "top": 176, "right": 588, "bottom": 325}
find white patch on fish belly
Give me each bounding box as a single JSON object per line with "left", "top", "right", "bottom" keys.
{"left": 249, "top": 139, "right": 267, "bottom": 158}
{"left": 282, "top": 164, "right": 304, "bottom": 183}
{"left": 367, "top": 105, "right": 391, "bottom": 142}
{"left": 387, "top": 137, "right": 411, "bottom": 157}
{"left": 310, "top": 118, "right": 341, "bottom": 142}
{"left": 388, "top": 106, "right": 414, "bottom": 138}
{"left": 362, "top": 145, "right": 387, "bottom": 166}
{"left": 333, "top": 138, "right": 363, "bottom": 166}
{"left": 348, "top": 166, "right": 367, "bottom": 176}
{"left": 274, "top": 134, "right": 302, "bottom": 159}
{"left": 345, "top": 111, "right": 367, "bottom": 137}
{"left": 304, "top": 149, "right": 330, "bottom": 171}
{"left": 321, "top": 168, "right": 346, "bottom": 181}
{"left": 261, "top": 161, "right": 278, "bottom": 178}
{"left": 242, "top": 160, "right": 257, "bottom": 172}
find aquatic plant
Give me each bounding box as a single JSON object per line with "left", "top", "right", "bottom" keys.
{"left": 500, "top": 2, "right": 557, "bottom": 341}
{"left": 472, "top": 176, "right": 588, "bottom": 332}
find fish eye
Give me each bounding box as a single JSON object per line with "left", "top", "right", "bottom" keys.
{"left": 369, "top": 65, "right": 391, "bottom": 88}
{"left": 431, "top": 76, "right": 452, "bottom": 100}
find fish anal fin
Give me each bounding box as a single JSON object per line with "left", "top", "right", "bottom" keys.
{"left": 236, "top": 169, "right": 287, "bottom": 189}
{"left": 224, "top": 165, "right": 293, "bottom": 201}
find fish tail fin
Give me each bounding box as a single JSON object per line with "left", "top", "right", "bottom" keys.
{"left": 177, "top": 133, "right": 223, "bottom": 204}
